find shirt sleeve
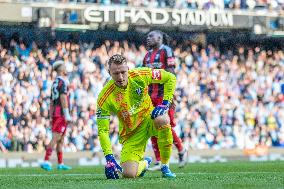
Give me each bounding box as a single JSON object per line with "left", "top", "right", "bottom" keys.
{"left": 96, "top": 103, "right": 112, "bottom": 156}
{"left": 59, "top": 79, "right": 68, "bottom": 95}
{"left": 164, "top": 46, "right": 176, "bottom": 74}
{"left": 138, "top": 68, "right": 176, "bottom": 102}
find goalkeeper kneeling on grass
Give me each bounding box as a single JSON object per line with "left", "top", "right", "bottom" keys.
{"left": 96, "top": 54, "right": 176, "bottom": 179}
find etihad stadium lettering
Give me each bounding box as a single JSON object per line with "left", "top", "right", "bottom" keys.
{"left": 84, "top": 7, "right": 233, "bottom": 27}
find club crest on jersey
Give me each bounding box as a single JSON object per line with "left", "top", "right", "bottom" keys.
{"left": 135, "top": 88, "right": 142, "bottom": 95}
{"left": 152, "top": 69, "right": 161, "bottom": 80}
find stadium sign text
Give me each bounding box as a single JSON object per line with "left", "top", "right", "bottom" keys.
{"left": 84, "top": 7, "right": 234, "bottom": 27}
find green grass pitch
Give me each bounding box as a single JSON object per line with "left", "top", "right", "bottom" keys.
{"left": 0, "top": 161, "right": 283, "bottom": 189}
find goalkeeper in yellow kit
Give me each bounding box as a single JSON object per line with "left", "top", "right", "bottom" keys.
{"left": 97, "top": 54, "right": 176, "bottom": 179}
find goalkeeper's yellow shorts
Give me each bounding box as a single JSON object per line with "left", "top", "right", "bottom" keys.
{"left": 120, "top": 116, "right": 157, "bottom": 163}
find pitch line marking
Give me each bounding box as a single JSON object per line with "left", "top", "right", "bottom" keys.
{"left": 0, "top": 172, "right": 281, "bottom": 177}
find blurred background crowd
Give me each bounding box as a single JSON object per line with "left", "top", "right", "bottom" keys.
{"left": 12, "top": 0, "right": 284, "bottom": 11}
{"left": 0, "top": 34, "right": 283, "bottom": 155}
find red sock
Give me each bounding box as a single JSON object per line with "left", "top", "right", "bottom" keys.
{"left": 57, "top": 151, "right": 63, "bottom": 164}
{"left": 172, "top": 128, "right": 183, "bottom": 152}
{"left": 44, "top": 147, "right": 52, "bottom": 161}
{"left": 151, "top": 136, "right": 161, "bottom": 162}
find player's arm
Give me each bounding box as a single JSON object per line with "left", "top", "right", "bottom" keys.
{"left": 149, "top": 69, "right": 176, "bottom": 102}
{"left": 164, "top": 47, "right": 177, "bottom": 109}
{"left": 138, "top": 67, "right": 176, "bottom": 119}
{"left": 96, "top": 106, "right": 112, "bottom": 156}
{"left": 60, "top": 94, "right": 71, "bottom": 122}
{"left": 97, "top": 103, "right": 123, "bottom": 179}
{"left": 164, "top": 47, "right": 176, "bottom": 74}
{"left": 59, "top": 81, "right": 72, "bottom": 122}
{"left": 165, "top": 60, "right": 175, "bottom": 74}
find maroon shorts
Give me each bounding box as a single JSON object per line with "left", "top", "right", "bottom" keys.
{"left": 151, "top": 97, "right": 176, "bottom": 127}
{"left": 52, "top": 116, "right": 67, "bottom": 135}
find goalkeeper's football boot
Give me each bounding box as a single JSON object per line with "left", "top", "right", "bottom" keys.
{"left": 139, "top": 157, "right": 152, "bottom": 177}
{"left": 57, "top": 164, "right": 72, "bottom": 170}
{"left": 161, "top": 165, "right": 176, "bottom": 178}
{"left": 40, "top": 161, "right": 52, "bottom": 171}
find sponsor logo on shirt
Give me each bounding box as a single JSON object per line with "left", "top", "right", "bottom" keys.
{"left": 115, "top": 92, "right": 124, "bottom": 102}
{"left": 146, "top": 62, "right": 163, "bottom": 68}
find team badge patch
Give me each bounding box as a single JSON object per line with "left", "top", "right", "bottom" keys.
{"left": 167, "top": 57, "right": 175, "bottom": 66}
{"left": 136, "top": 88, "right": 142, "bottom": 95}
{"left": 152, "top": 69, "right": 161, "bottom": 80}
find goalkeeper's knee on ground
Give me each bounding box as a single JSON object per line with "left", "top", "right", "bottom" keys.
{"left": 154, "top": 114, "right": 170, "bottom": 129}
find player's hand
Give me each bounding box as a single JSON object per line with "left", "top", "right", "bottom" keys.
{"left": 104, "top": 154, "right": 123, "bottom": 179}
{"left": 151, "top": 100, "right": 170, "bottom": 119}
{"left": 63, "top": 108, "right": 74, "bottom": 124}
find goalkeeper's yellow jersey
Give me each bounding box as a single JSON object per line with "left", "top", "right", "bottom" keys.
{"left": 96, "top": 67, "right": 176, "bottom": 156}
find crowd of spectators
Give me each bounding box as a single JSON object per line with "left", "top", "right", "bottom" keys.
{"left": 0, "top": 34, "right": 283, "bottom": 155}
{"left": 14, "top": 0, "right": 284, "bottom": 11}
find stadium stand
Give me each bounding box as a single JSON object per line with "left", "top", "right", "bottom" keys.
{"left": 0, "top": 33, "right": 283, "bottom": 155}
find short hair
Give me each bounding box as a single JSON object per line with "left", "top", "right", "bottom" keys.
{"left": 52, "top": 60, "right": 64, "bottom": 71}
{"left": 108, "top": 54, "right": 127, "bottom": 68}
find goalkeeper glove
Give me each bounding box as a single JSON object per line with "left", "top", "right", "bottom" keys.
{"left": 105, "top": 154, "right": 123, "bottom": 179}
{"left": 151, "top": 100, "right": 170, "bottom": 119}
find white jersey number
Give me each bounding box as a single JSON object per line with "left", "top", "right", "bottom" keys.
{"left": 52, "top": 79, "right": 60, "bottom": 100}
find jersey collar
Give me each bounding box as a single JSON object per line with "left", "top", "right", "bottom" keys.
{"left": 149, "top": 44, "right": 164, "bottom": 52}
{"left": 56, "top": 76, "right": 69, "bottom": 85}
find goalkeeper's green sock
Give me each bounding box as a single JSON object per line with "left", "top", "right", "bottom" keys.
{"left": 157, "top": 124, "right": 173, "bottom": 165}
{"left": 136, "top": 160, "right": 147, "bottom": 177}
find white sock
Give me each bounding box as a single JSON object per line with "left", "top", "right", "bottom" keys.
{"left": 161, "top": 163, "right": 169, "bottom": 168}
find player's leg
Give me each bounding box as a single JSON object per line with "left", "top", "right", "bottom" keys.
{"left": 121, "top": 149, "right": 150, "bottom": 178}
{"left": 53, "top": 117, "right": 71, "bottom": 170}
{"left": 56, "top": 136, "right": 72, "bottom": 170}
{"left": 148, "top": 137, "right": 161, "bottom": 171}
{"left": 121, "top": 157, "right": 152, "bottom": 178}
{"left": 150, "top": 97, "right": 162, "bottom": 168}
{"left": 151, "top": 137, "right": 161, "bottom": 162}
{"left": 41, "top": 132, "right": 61, "bottom": 171}
{"left": 169, "top": 108, "right": 188, "bottom": 168}
{"left": 56, "top": 138, "right": 63, "bottom": 165}
{"left": 154, "top": 114, "right": 176, "bottom": 178}
{"left": 172, "top": 128, "right": 188, "bottom": 168}
{"left": 120, "top": 123, "right": 152, "bottom": 178}
{"left": 121, "top": 161, "right": 139, "bottom": 178}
